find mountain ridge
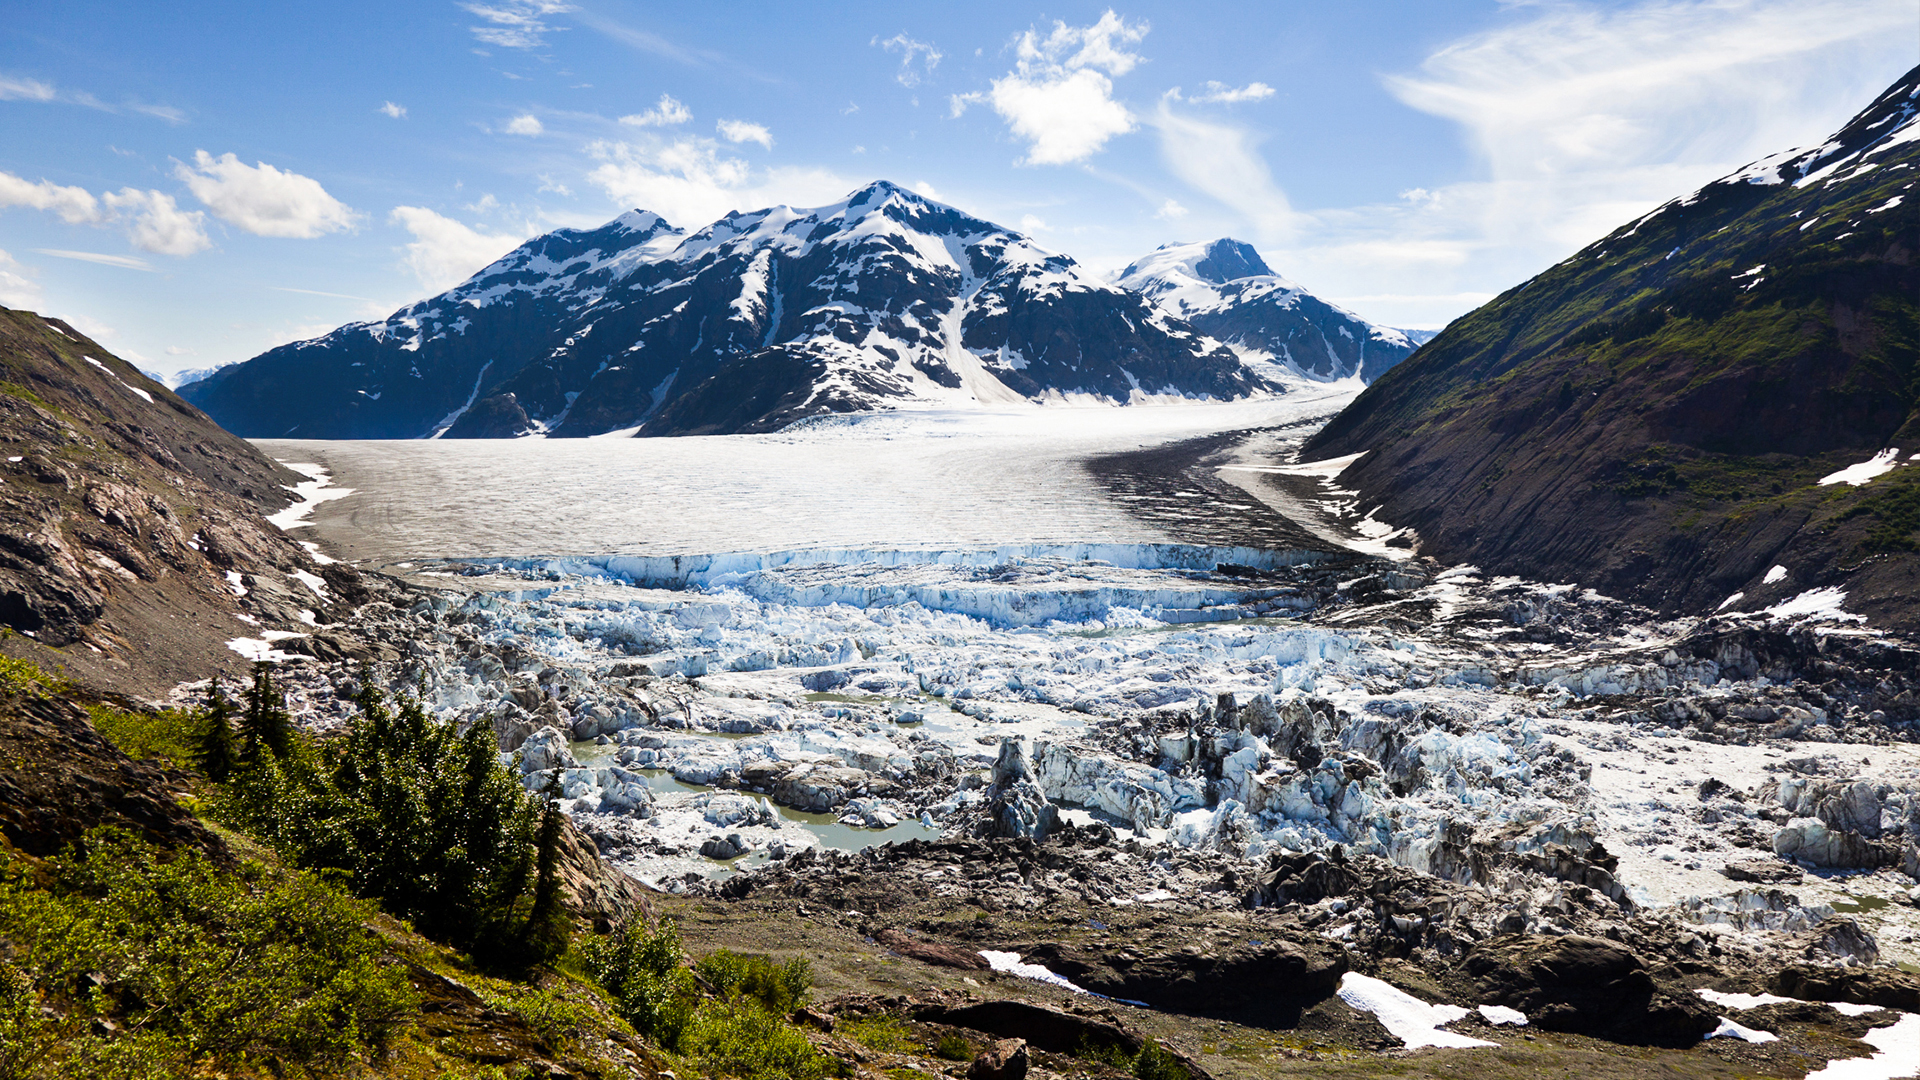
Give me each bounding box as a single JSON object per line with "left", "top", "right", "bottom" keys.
{"left": 1117, "top": 238, "right": 1422, "bottom": 383}
{"left": 1301, "top": 65, "right": 1920, "bottom": 630}
{"left": 184, "top": 182, "right": 1286, "bottom": 440}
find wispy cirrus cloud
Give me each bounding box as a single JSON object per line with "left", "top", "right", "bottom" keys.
{"left": 461, "top": 0, "right": 575, "bottom": 50}
{"left": 1142, "top": 0, "right": 1916, "bottom": 329}
{"left": 33, "top": 248, "right": 156, "bottom": 270}
{"left": 1175, "top": 80, "right": 1275, "bottom": 105}
{"left": 875, "top": 33, "right": 942, "bottom": 88}
{"left": 0, "top": 73, "right": 186, "bottom": 122}
{"left": 951, "top": 10, "right": 1147, "bottom": 166}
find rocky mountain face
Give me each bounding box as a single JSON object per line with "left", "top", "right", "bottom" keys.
{"left": 0, "top": 307, "right": 359, "bottom": 693}
{"left": 1117, "top": 239, "right": 1422, "bottom": 383}
{"left": 1303, "top": 66, "right": 1920, "bottom": 630}
{"left": 183, "top": 182, "right": 1276, "bottom": 440}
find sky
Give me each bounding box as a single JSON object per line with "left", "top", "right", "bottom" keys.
{"left": 1, "top": 0, "right": 1914, "bottom": 380}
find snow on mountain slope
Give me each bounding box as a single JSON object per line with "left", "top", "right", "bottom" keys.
{"left": 1117, "top": 239, "right": 1420, "bottom": 384}
{"left": 182, "top": 183, "right": 1276, "bottom": 440}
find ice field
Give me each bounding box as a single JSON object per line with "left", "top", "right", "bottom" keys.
{"left": 252, "top": 396, "right": 1920, "bottom": 968}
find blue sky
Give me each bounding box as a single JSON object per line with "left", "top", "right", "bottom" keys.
{"left": 2, "top": 0, "right": 1913, "bottom": 379}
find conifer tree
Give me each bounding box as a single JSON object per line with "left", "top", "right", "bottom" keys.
{"left": 195, "top": 682, "right": 239, "bottom": 782}
{"left": 241, "top": 661, "right": 294, "bottom": 760}
{"left": 522, "top": 768, "right": 572, "bottom": 968}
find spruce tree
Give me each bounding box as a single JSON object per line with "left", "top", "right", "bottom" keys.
{"left": 522, "top": 768, "right": 572, "bottom": 968}
{"left": 242, "top": 661, "right": 294, "bottom": 760}
{"left": 195, "top": 682, "right": 239, "bottom": 782}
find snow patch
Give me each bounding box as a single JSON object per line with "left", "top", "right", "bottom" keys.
{"left": 1803, "top": 1012, "right": 1920, "bottom": 1080}
{"left": 1705, "top": 1016, "right": 1778, "bottom": 1043}
{"left": 268, "top": 462, "right": 356, "bottom": 531}
{"left": 1819, "top": 449, "right": 1902, "bottom": 486}
{"left": 1763, "top": 565, "right": 1788, "bottom": 585}
{"left": 1335, "top": 973, "right": 1497, "bottom": 1049}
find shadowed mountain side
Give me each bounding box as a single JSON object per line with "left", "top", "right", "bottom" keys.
{"left": 1302, "top": 66, "right": 1920, "bottom": 631}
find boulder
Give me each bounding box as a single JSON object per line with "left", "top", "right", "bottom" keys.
{"left": 874, "top": 928, "right": 989, "bottom": 970}
{"left": 967, "top": 1038, "right": 1028, "bottom": 1080}
{"left": 1465, "top": 935, "right": 1718, "bottom": 1046}
{"left": 517, "top": 726, "right": 577, "bottom": 775}
{"left": 1721, "top": 857, "right": 1803, "bottom": 884}
{"left": 1773, "top": 817, "right": 1894, "bottom": 869}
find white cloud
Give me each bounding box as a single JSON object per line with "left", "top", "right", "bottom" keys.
{"left": 953, "top": 10, "right": 1147, "bottom": 166}
{"left": 620, "top": 93, "right": 691, "bottom": 127}
{"left": 0, "top": 172, "right": 102, "bottom": 223}
{"left": 174, "top": 151, "right": 358, "bottom": 238}
{"left": 1150, "top": 101, "right": 1294, "bottom": 240}
{"left": 912, "top": 181, "right": 940, "bottom": 199}
{"left": 0, "top": 76, "right": 182, "bottom": 121}
{"left": 1155, "top": 198, "right": 1188, "bottom": 220}
{"left": 504, "top": 114, "right": 544, "bottom": 135}
{"left": 1019, "top": 214, "right": 1050, "bottom": 233}
{"left": 33, "top": 249, "right": 155, "bottom": 271}
{"left": 0, "top": 76, "right": 55, "bottom": 102}
{"left": 165, "top": 345, "right": 193, "bottom": 355}
{"left": 462, "top": 1, "right": 575, "bottom": 50}
{"left": 380, "top": 101, "right": 407, "bottom": 119}
{"left": 585, "top": 136, "right": 851, "bottom": 231}
{"left": 126, "top": 101, "right": 187, "bottom": 125}
{"left": 101, "top": 189, "right": 211, "bottom": 255}
{"left": 876, "top": 33, "right": 943, "bottom": 87}
{"left": 389, "top": 206, "right": 528, "bottom": 292}
{"left": 2, "top": 171, "right": 211, "bottom": 255}
{"left": 1380, "top": 0, "right": 1918, "bottom": 253}
{"left": 716, "top": 119, "right": 772, "bottom": 149}
{"left": 1182, "top": 80, "right": 1275, "bottom": 105}
{"left": 0, "top": 249, "right": 42, "bottom": 309}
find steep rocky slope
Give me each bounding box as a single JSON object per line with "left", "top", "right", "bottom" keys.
{"left": 0, "top": 306, "right": 351, "bottom": 693}
{"left": 1303, "top": 66, "right": 1920, "bottom": 629}
{"left": 182, "top": 182, "right": 1275, "bottom": 439}
{"left": 1118, "top": 238, "right": 1422, "bottom": 383}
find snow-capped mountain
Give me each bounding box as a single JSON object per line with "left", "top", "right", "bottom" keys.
{"left": 183, "top": 182, "right": 1274, "bottom": 439}
{"left": 1116, "top": 239, "right": 1419, "bottom": 383}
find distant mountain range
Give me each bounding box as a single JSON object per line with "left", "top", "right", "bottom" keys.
{"left": 1305, "top": 64, "right": 1920, "bottom": 630}
{"left": 182, "top": 183, "right": 1418, "bottom": 439}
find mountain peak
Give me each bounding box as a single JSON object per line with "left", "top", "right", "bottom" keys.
{"left": 1192, "top": 239, "right": 1273, "bottom": 283}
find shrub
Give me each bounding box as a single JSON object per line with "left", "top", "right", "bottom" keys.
{"left": 0, "top": 829, "right": 415, "bottom": 1077}
{"left": 694, "top": 949, "right": 811, "bottom": 1017}
{"left": 1132, "top": 1039, "right": 1186, "bottom": 1080}
{"left": 841, "top": 1014, "right": 916, "bottom": 1054}
{"left": 933, "top": 1031, "right": 975, "bottom": 1060}
{"left": 87, "top": 704, "right": 200, "bottom": 771}
{"left": 580, "top": 918, "right": 699, "bottom": 1049}
{"left": 682, "top": 998, "right": 829, "bottom": 1080}
{"left": 0, "top": 654, "right": 65, "bottom": 698}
